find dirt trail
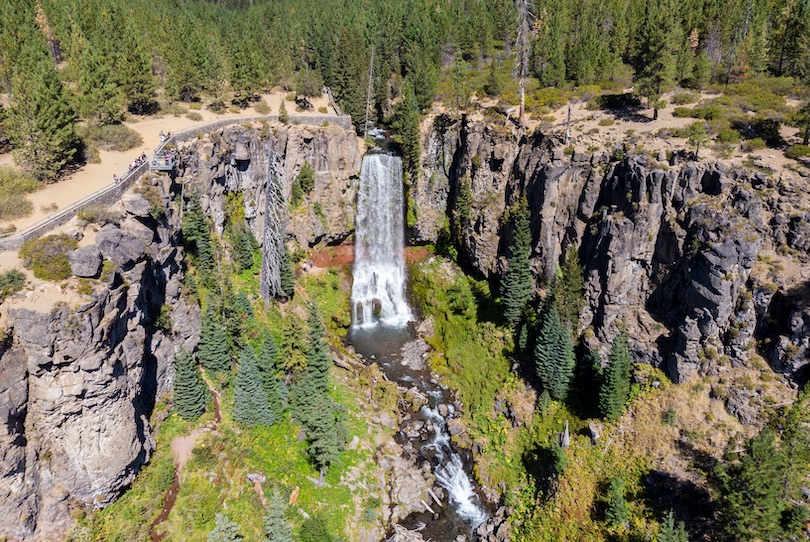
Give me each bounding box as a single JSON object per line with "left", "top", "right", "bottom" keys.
{"left": 0, "top": 91, "right": 335, "bottom": 234}
{"left": 149, "top": 369, "right": 221, "bottom": 542}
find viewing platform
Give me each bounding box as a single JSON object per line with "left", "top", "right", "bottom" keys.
{"left": 149, "top": 154, "right": 176, "bottom": 172}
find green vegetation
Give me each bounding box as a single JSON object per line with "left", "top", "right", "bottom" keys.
{"left": 233, "top": 346, "right": 276, "bottom": 427}
{"left": 207, "top": 513, "right": 242, "bottom": 542}
{"left": 290, "top": 161, "right": 314, "bottom": 207}
{"left": 604, "top": 477, "right": 630, "bottom": 528}
{"left": 77, "top": 123, "right": 143, "bottom": 152}
{"left": 0, "top": 167, "right": 40, "bottom": 220}
{"left": 173, "top": 349, "right": 210, "bottom": 421}
{"left": 658, "top": 510, "right": 688, "bottom": 542}
{"left": 500, "top": 197, "right": 533, "bottom": 329}
{"left": 599, "top": 331, "right": 633, "bottom": 422}
{"left": 198, "top": 306, "right": 232, "bottom": 374}
{"left": 262, "top": 489, "right": 293, "bottom": 542}
{"left": 18, "top": 233, "right": 78, "bottom": 281}
{"left": 0, "top": 269, "right": 26, "bottom": 302}
{"left": 534, "top": 301, "right": 575, "bottom": 401}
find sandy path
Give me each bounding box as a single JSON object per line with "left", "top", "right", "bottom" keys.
{"left": 0, "top": 91, "right": 336, "bottom": 234}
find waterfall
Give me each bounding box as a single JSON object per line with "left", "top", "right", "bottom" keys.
{"left": 351, "top": 153, "right": 413, "bottom": 328}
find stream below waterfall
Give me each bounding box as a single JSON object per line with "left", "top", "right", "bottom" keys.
{"left": 348, "top": 151, "right": 490, "bottom": 540}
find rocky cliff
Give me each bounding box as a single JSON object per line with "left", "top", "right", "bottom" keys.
{"left": 416, "top": 114, "right": 810, "bottom": 384}
{"left": 0, "top": 180, "right": 199, "bottom": 541}
{"left": 0, "top": 120, "right": 363, "bottom": 541}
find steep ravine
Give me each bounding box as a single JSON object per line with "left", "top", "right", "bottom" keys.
{"left": 1, "top": 116, "right": 808, "bottom": 539}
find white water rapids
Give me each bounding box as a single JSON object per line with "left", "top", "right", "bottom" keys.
{"left": 351, "top": 153, "right": 413, "bottom": 328}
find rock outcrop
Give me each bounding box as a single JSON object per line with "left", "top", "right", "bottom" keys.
{"left": 0, "top": 174, "right": 199, "bottom": 541}
{"left": 415, "top": 115, "right": 810, "bottom": 382}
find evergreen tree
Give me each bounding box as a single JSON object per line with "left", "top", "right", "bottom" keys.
{"left": 116, "top": 21, "right": 156, "bottom": 115}
{"left": 233, "top": 345, "right": 276, "bottom": 427}
{"left": 451, "top": 174, "right": 473, "bottom": 247}
{"left": 779, "top": 387, "right": 810, "bottom": 502}
{"left": 257, "top": 331, "right": 286, "bottom": 421}
{"left": 263, "top": 489, "right": 293, "bottom": 542}
{"left": 208, "top": 513, "right": 242, "bottom": 542}
{"left": 280, "top": 316, "right": 307, "bottom": 372}
{"left": 392, "top": 78, "right": 421, "bottom": 176}
{"left": 279, "top": 245, "right": 294, "bottom": 298}
{"left": 198, "top": 306, "right": 231, "bottom": 374}
{"left": 299, "top": 514, "right": 335, "bottom": 542}
{"left": 534, "top": 300, "right": 575, "bottom": 401}
{"left": 605, "top": 477, "right": 630, "bottom": 528}
{"left": 182, "top": 196, "right": 215, "bottom": 276}
{"left": 483, "top": 60, "right": 502, "bottom": 97}
{"left": 278, "top": 100, "right": 289, "bottom": 124}
{"left": 716, "top": 429, "right": 786, "bottom": 540}
{"left": 599, "top": 331, "right": 633, "bottom": 422}
{"left": 305, "top": 393, "right": 348, "bottom": 471}
{"left": 658, "top": 510, "right": 688, "bottom": 542}
{"left": 551, "top": 248, "right": 584, "bottom": 332}
{"left": 500, "top": 197, "right": 533, "bottom": 328}
{"left": 173, "top": 349, "right": 209, "bottom": 421}
{"left": 75, "top": 45, "right": 122, "bottom": 125}
{"left": 297, "top": 162, "right": 315, "bottom": 195}
{"left": 306, "top": 303, "right": 331, "bottom": 394}
{"left": 631, "top": 0, "right": 684, "bottom": 119}
{"left": 6, "top": 44, "right": 78, "bottom": 181}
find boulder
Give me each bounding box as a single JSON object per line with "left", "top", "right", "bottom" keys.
{"left": 121, "top": 193, "right": 152, "bottom": 218}
{"left": 96, "top": 225, "right": 147, "bottom": 269}
{"left": 67, "top": 245, "right": 101, "bottom": 278}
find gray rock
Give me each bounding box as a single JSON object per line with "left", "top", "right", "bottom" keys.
{"left": 121, "top": 193, "right": 152, "bottom": 218}
{"left": 68, "top": 245, "right": 101, "bottom": 278}
{"left": 96, "top": 225, "right": 147, "bottom": 269}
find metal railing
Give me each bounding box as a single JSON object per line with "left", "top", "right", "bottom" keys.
{"left": 0, "top": 112, "right": 353, "bottom": 252}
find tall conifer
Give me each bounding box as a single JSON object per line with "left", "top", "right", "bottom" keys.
{"left": 263, "top": 489, "right": 293, "bottom": 542}
{"left": 599, "top": 331, "right": 633, "bottom": 421}
{"left": 198, "top": 306, "right": 231, "bottom": 374}
{"left": 500, "top": 197, "right": 533, "bottom": 328}
{"left": 534, "top": 301, "right": 575, "bottom": 400}
{"left": 173, "top": 349, "right": 208, "bottom": 421}
{"left": 233, "top": 346, "right": 276, "bottom": 427}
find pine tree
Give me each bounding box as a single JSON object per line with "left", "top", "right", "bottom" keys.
{"left": 534, "top": 301, "right": 575, "bottom": 401}
{"left": 233, "top": 345, "right": 276, "bottom": 427}
{"left": 263, "top": 489, "right": 293, "bottom": 542}
{"left": 116, "top": 21, "right": 156, "bottom": 115}
{"left": 278, "top": 101, "right": 289, "bottom": 124}
{"left": 182, "top": 196, "right": 215, "bottom": 276}
{"left": 551, "top": 249, "right": 584, "bottom": 332}
{"left": 6, "top": 44, "right": 78, "bottom": 181}
{"left": 257, "top": 331, "right": 285, "bottom": 421}
{"left": 305, "top": 393, "right": 348, "bottom": 471}
{"left": 75, "top": 45, "right": 122, "bottom": 125}
{"left": 392, "top": 78, "right": 421, "bottom": 177}
{"left": 483, "top": 60, "right": 502, "bottom": 97}
{"left": 658, "top": 510, "right": 688, "bottom": 542}
{"left": 306, "top": 303, "right": 331, "bottom": 394}
{"left": 716, "top": 429, "right": 786, "bottom": 540}
{"left": 198, "top": 306, "right": 231, "bottom": 374}
{"left": 208, "top": 513, "right": 242, "bottom": 542}
{"left": 605, "top": 477, "right": 630, "bottom": 527}
{"left": 599, "top": 331, "right": 633, "bottom": 422}
{"left": 173, "top": 349, "right": 209, "bottom": 421}
{"left": 451, "top": 174, "right": 473, "bottom": 247}
{"left": 280, "top": 316, "right": 307, "bottom": 372}
{"left": 500, "top": 197, "right": 533, "bottom": 328}
{"left": 300, "top": 514, "right": 335, "bottom": 542}
{"left": 279, "top": 245, "right": 294, "bottom": 299}
{"left": 631, "top": 0, "right": 684, "bottom": 119}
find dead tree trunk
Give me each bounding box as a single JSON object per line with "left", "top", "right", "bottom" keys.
{"left": 260, "top": 153, "right": 288, "bottom": 302}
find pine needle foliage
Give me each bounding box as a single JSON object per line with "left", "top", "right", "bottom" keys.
{"left": 207, "top": 513, "right": 242, "bottom": 542}
{"left": 198, "top": 306, "right": 231, "bottom": 374}
{"left": 534, "top": 300, "right": 575, "bottom": 401}
{"left": 256, "top": 331, "right": 286, "bottom": 421}
{"left": 262, "top": 489, "right": 293, "bottom": 542}
{"left": 172, "top": 349, "right": 208, "bottom": 421}
{"left": 500, "top": 197, "right": 533, "bottom": 328}
{"left": 233, "top": 345, "right": 276, "bottom": 427}
{"left": 657, "top": 510, "right": 688, "bottom": 542}
{"left": 599, "top": 331, "right": 632, "bottom": 422}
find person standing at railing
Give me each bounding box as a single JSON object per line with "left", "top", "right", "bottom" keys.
{"left": 159, "top": 130, "right": 165, "bottom": 144}
{"left": 114, "top": 174, "right": 120, "bottom": 185}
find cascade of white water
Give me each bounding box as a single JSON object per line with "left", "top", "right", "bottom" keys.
{"left": 351, "top": 153, "right": 413, "bottom": 328}
{"left": 421, "top": 405, "right": 489, "bottom": 527}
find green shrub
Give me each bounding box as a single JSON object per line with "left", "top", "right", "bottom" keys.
{"left": 254, "top": 101, "right": 271, "bottom": 115}
{"left": 318, "top": 106, "right": 327, "bottom": 114}
{"left": 78, "top": 124, "right": 143, "bottom": 152}
{"left": 741, "top": 138, "right": 766, "bottom": 152}
{"left": 77, "top": 205, "right": 122, "bottom": 225}
{"left": 0, "top": 167, "right": 40, "bottom": 220}
{"left": 160, "top": 102, "right": 188, "bottom": 115}
{"left": 785, "top": 144, "right": 810, "bottom": 159}
{"left": 0, "top": 269, "right": 26, "bottom": 301}
{"left": 285, "top": 92, "right": 297, "bottom": 102}
{"left": 716, "top": 128, "right": 741, "bottom": 144}
{"left": 671, "top": 92, "right": 698, "bottom": 105}
{"left": 185, "top": 112, "right": 203, "bottom": 121}
{"left": 598, "top": 118, "right": 614, "bottom": 126}
{"left": 18, "top": 234, "right": 78, "bottom": 281}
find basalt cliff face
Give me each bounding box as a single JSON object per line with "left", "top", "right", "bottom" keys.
{"left": 415, "top": 115, "right": 810, "bottom": 384}
{"left": 0, "top": 182, "right": 199, "bottom": 541}
{"left": 0, "top": 121, "right": 363, "bottom": 541}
